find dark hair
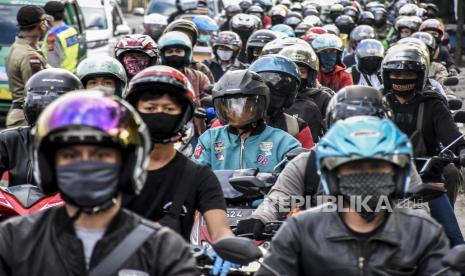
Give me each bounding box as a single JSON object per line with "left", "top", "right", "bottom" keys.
{"left": 50, "top": 11, "right": 64, "bottom": 21}
{"left": 136, "top": 88, "right": 187, "bottom": 110}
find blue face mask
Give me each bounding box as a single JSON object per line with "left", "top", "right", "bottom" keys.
{"left": 319, "top": 52, "right": 338, "bottom": 71}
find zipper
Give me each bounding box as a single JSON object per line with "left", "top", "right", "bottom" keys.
{"left": 239, "top": 137, "right": 245, "bottom": 169}
{"left": 358, "top": 256, "right": 365, "bottom": 275}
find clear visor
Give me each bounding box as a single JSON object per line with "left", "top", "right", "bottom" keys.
{"left": 214, "top": 95, "right": 265, "bottom": 127}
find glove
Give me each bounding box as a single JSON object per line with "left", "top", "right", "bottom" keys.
{"left": 207, "top": 249, "right": 240, "bottom": 276}
{"left": 235, "top": 218, "right": 265, "bottom": 239}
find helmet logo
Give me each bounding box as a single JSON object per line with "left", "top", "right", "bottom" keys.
{"left": 349, "top": 130, "right": 381, "bottom": 138}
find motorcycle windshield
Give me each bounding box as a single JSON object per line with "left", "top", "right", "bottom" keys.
{"left": 6, "top": 185, "right": 45, "bottom": 208}
{"left": 214, "top": 170, "right": 244, "bottom": 200}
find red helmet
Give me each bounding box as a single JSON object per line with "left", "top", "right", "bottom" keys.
{"left": 115, "top": 34, "right": 159, "bottom": 65}
{"left": 302, "top": 27, "right": 328, "bottom": 43}
{"left": 419, "top": 19, "right": 445, "bottom": 39}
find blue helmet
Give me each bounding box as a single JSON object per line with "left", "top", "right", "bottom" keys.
{"left": 316, "top": 116, "right": 412, "bottom": 197}
{"left": 158, "top": 31, "right": 193, "bottom": 66}
{"left": 192, "top": 15, "right": 219, "bottom": 32}
{"left": 271, "top": 24, "right": 296, "bottom": 37}
{"left": 249, "top": 54, "right": 300, "bottom": 111}
{"left": 311, "top": 33, "right": 344, "bottom": 53}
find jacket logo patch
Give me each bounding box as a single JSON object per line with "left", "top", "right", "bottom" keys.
{"left": 66, "top": 34, "right": 79, "bottom": 47}
{"left": 214, "top": 141, "right": 224, "bottom": 152}
{"left": 194, "top": 145, "right": 203, "bottom": 159}
{"left": 257, "top": 154, "right": 269, "bottom": 165}
{"left": 215, "top": 152, "right": 224, "bottom": 160}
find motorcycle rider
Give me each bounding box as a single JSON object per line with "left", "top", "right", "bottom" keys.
{"left": 143, "top": 13, "right": 168, "bottom": 42}
{"left": 0, "top": 91, "right": 198, "bottom": 275}
{"left": 220, "top": 4, "right": 241, "bottom": 31}
{"left": 348, "top": 39, "right": 384, "bottom": 89}
{"left": 278, "top": 45, "right": 326, "bottom": 140}
{"left": 0, "top": 68, "right": 82, "bottom": 186}
{"left": 255, "top": 116, "right": 450, "bottom": 275}
{"left": 193, "top": 69, "right": 301, "bottom": 172}
{"left": 245, "top": 30, "right": 280, "bottom": 63}
{"left": 230, "top": 13, "right": 260, "bottom": 63}
{"left": 334, "top": 15, "right": 355, "bottom": 49}
{"left": 204, "top": 31, "right": 248, "bottom": 81}
{"left": 249, "top": 55, "right": 314, "bottom": 149}
{"left": 192, "top": 15, "right": 218, "bottom": 47}
{"left": 114, "top": 34, "right": 159, "bottom": 81}
{"left": 76, "top": 56, "right": 127, "bottom": 97}
{"left": 163, "top": 19, "right": 215, "bottom": 83}
{"left": 342, "top": 25, "right": 376, "bottom": 68}
{"left": 312, "top": 34, "right": 353, "bottom": 92}
{"left": 388, "top": 16, "right": 421, "bottom": 45}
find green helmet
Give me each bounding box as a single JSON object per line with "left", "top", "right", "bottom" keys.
{"left": 76, "top": 56, "right": 128, "bottom": 97}
{"left": 279, "top": 44, "right": 319, "bottom": 72}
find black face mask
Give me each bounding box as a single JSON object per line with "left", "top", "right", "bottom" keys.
{"left": 298, "top": 78, "right": 310, "bottom": 92}
{"left": 163, "top": 56, "right": 186, "bottom": 69}
{"left": 390, "top": 78, "right": 417, "bottom": 100}
{"left": 139, "top": 112, "right": 182, "bottom": 144}
{"left": 358, "top": 57, "right": 382, "bottom": 75}
{"left": 56, "top": 161, "right": 121, "bottom": 211}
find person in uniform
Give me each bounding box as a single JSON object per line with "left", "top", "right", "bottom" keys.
{"left": 5, "top": 5, "right": 49, "bottom": 128}
{"left": 42, "top": 1, "right": 80, "bottom": 73}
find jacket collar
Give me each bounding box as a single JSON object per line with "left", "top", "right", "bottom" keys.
{"left": 325, "top": 205, "right": 400, "bottom": 246}
{"left": 226, "top": 119, "right": 266, "bottom": 136}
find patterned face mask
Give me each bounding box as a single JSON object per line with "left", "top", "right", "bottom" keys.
{"left": 123, "top": 55, "right": 150, "bottom": 77}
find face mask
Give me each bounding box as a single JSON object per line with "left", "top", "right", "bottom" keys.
{"left": 217, "top": 49, "right": 234, "bottom": 61}
{"left": 92, "top": 85, "right": 116, "bottom": 95}
{"left": 56, "top": 161, "right": 121, "bottom": 210}
{"left": 123, "top": 58, "right": 150, "bottom": 77}
{"left": 199, "top": 34, "right": 211, "bottom": 44}
{"left": 298, "top": 78, "right": 310, "bottom": 92}
{"left": 390, "top": 78, "right": 417, "bottom": 99}
{"left": 358, "top": 57, "right": 382, "bottom": 75}
{"left": 338, "top": 172, "right": 395, "bottom": 222}
{"left": 139, "top": 112, "right": 182, "bottom": 143}
{"left": 319, "top": 52, "right": 338, "bottom": 71}
{"left": 163, "top": 55, "right": 186, "bottom": 69}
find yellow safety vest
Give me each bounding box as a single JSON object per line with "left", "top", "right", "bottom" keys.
{"left": 43, "top": 25, "right": 79, "bottom": 72}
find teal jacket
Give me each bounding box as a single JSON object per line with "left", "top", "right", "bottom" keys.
{"left": 192, "top": 124, "right": 301, "bottom": 172}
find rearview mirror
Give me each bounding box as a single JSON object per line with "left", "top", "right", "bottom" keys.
{"left": 115, "top": 24, "right": 131, "bottom": 36}
{"left": 229, "top": 176, "right": 267, "bottom": 197}
{"left": 406, "top": 183, "right": 446, "bottom": 202}
{"left": 448, "top": 98, "right": 462, "bottom": 111}
{"left": 442, "top": 245, "right": 465, "bottom": 272}
{"left": 443, "top": 77, "right": 459, "bottom": 86}
{"left": 212, "top": 237, "right": 262, "bottom": 265}
{"left": 454, "top": 111, "right": 465, "bottom": 124}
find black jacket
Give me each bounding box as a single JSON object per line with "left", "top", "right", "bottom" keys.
{"left": 203, "top": 58, "right": 248, "bottom": 82}
{"left": 256, "top": 204, "right": 450, "bottom": 276}
{"left": 299, "top": 85, "right": 334, "bottom": 119}
{"left": 438, "top": 46, "right": 460, "bottom": 73}
{"left": 285, "top": 97, "right": 323, "bottom": 142}
{"left": 0, "top": 207, "right": 199, "bottom": 276}
{"left": 0, "top": 126, "right": 33, "bottom": 186}
{"left": 385, "top": 90, "right": 465, "bottom": 157}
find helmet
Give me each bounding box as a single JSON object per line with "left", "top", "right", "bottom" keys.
{"left": 125, "top": 65, "right": 196, "bottom": 143}
{"left": 295, "top": 22, "right": 312, "bottom": 37}
{"left": 230, "top": 13, "right": 259, "bottom": 33}
{"left": 285, "top": 16, "right": 302, "bottom": 30}
{"left": 419, "top": 18, "right": 445, "bottom": 40}
{"left": 334, "top": 15, "right": 355, "bottom": 34}
{"left": 24, "top": 68, "right": 83, "bottom": 125}
{"left": 325, "top": 85, "right": 390, "bottom": 129}
{"left": 349, "top": 25, "right": 376, "bottom": 49}
{"left": 158, "top": 31, "right": 193, "bottom": 66}
{"left": 290, "top": 2, "right": 303, "bottom": 13}
{"left": 279, "top": 44, "right": 319, "bottom": 86}
{"left": 32, "top": 91, "right": 151, "bottom": 209}
{"left": 76, "top": 56, "right": 127, "bottom": 97}
{"left": 239, "top": 0, "right": 253, "bottom": 12}
{"left": 271, "top": 24, "right": 295, "bottom": 37}
{"left": 372, "top": 7, "right": 387, "bottom": 28}
{"left": 114, "top": 34, "right": 159, "bottom": 71}
{"left": 303, "top": 27, "right": 328, "bottom": 43}
{"left": 192, "top": 15, "right": 219, "bottom": 33}
{"left": 262, "top": 37, "right": 311, "bottom": 55}
{"left": 212, "top": 70, "right": 270, "bottom": 128}
{"left": 303, "top": 6, "right": 319, "bottom": 17}
{"left": 366, "top": 1, "right": 385, "bottom": 13}
{"left": 164, "top": 19, "right": 199, "bottom": 45}
{"left": 249, "top": 54, "right": 300, "bottom": 111}
{"left": 303, "top": 15, "right": 323, "bottom": 27}
{"left": 252, "top": 0, "right": 266, "bottom": 10}
{"left": 311, "top": 33, "right": 344, "bottom": 53}
{"left": 424, "top": 3, "right": 439, "bottom": 18}
{"left": 143, "top": 13, "right": 168, "bottom": 41}
{"left": 246, "top": 5, "right": 264, "bottom": 18}
{"left": 329, "top": 3, "right": 344, "bottom": 21}
{"left": 355, "top": 39, "right": 385, "bottom": 75}
{"left": 396, "top": 37, "right": 431, "bottom": 64}
{"left": 279, "top": 0, "right": 292, "bottom": 8}
{"left": 226, "top": 4, "right": 242, "bottom": 19}
{"left": 316, "top": 116, "right": 412, "bottom": 197}
{"left": 287, "top": 11, "right": 303, "bottom": 20}
{"left": 395, "top": 16, "right": 421, "bottom": 33}
{"left": 411, "top": 31, "right": 437, "bottom": 58}
{"left": 212, "top": 31, "right": 242, "bottom": 61}
{"left": 381, "top": 44, "right": 429, "bottom": 95}
{"left": 270, "top": 5, "right": 287, "bottom": 25}
{"left": 322, "top": 24, "right": 340, "bottom": 36}
{"left": 358, "top": 11, "right": 375, "bottom": 26}
{"left": 246, "top": 30, "right": 280, "bottom": 63}
{"left": 343, "top": 6, "right": 359, "bottom": 21}
{"left": 399, "top": 3, "right": 419, "bottom": 16}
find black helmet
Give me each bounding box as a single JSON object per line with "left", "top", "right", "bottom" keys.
{"left": 303, "top": 6, "right": 319, "bottom": 17}
{"left": 411, "top": 31, "right": 437, "bottom": 59}
{"left": 349, "top": 25, "right": 376, "bottom": 49}
{"left": 239, "top": 0, "right": 253, "bottom": 12}
{"left": 226, "top": 4, "right": 242, "bottom": 19}
{"left": 381, "top": 44, "right": 429, "bottom": 97}
{"left": 372, "top": 7, "right": 387, "bottom": 28}
{"left": 325, "top": 85, "right": 391, "bottom": 129}
{"left": 343, "top": 6, "right": 359, "bottom": 22}
{"left": 24, "top": 68, "right": 83, "bottom": 125}
{"left": 329, "top": 3, "right": 344, "bottom": 21}
{"left": 334, "top": 15, "right": 355, "bottom": 34}
{"left": 247, "top": 5, "right": 264, "bottom": 19}
{"left": 32, "top": 91, "right": 151, "bottom": 212}
{"left": 212, "top": 69, "right": 270, "bottom": 128}
{"left": 246, "top": 29, "right": 279, "bottom": 63}
{"left": 358, "top": 11, "right": 375, "bottom": 26}
{"left": 355, "top": 39, "right": 385, "bottom": 75}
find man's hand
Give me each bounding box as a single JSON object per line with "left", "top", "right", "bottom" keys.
{"left": 448, "top": 69, "right": 458, "bottom": 76}
{"left": 235, "top": 218, "right": 265, "bottom": 239}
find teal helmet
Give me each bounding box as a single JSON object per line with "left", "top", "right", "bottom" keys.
{"left": 316, "top": 116, "right": 412, "bottom": 197}
{"left": 158, "top": 31, "right": 193, "bottom": 66}
{"left": 271, "top": 24, "right": 296, "bottom": 37}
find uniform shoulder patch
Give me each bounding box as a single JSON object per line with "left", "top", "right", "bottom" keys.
{"left": 29, "top": 55, "right": 42, "bottom": 68}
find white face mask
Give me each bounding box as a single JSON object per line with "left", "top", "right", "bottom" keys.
{"left": 217, "top": 50, "right": 234, "bottom": 61}
{"left": 92, "top": 85, "right": 116, "bottom": 95}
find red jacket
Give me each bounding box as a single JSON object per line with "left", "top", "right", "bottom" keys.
{"left": 317, "top": 65, "right": 353, "bottom": 92}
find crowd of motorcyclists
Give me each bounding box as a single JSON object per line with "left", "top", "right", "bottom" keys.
{"left": 1, "top": 0, "right": 465, "bottom": 275}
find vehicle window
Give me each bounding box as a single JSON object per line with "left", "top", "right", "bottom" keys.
{"left": 0, "top": 4, "right": 21, "bottom": 45}
{"left": 64, "top": 4, "right": 79, "bottom": 31}
{"left": 147, "top": 0, "right": 177, "bottom": 16}
{"left": 81, "top": 6, "right": 108, "bottom": 30}
{"left": 112, "top": 6, "right": 123, "bottom": 29}
{"left": 72, "top": 3, "right": 85, "bottom": 34}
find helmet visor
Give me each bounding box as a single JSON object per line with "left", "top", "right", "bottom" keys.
{"left": 258, "top": 72, "right": 299, "bottom": 97}
{"left": 214, "top": 95, "right": 265, "bottom": 127}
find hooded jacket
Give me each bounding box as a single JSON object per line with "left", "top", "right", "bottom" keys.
{"left": 317, "top": 65, "right": 353, "bottom": 92}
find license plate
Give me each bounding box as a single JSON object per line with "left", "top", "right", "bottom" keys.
{"left": 226, "top": 208, "right": 254, "bottom": 226}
